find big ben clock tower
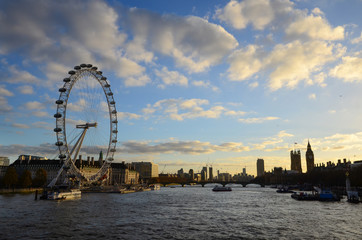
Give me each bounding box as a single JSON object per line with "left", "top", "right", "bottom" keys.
{"left": 306, "top": 140, "right": 314, "bottom": 172}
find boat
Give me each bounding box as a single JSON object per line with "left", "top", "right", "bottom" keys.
{"left": 276, "top": 186, "right": 294, "bottom": 193}
{"left": 291, "top": 187, "right": 340, "bottom": 201}
{"left": 291, "top": 192, "right": 318, "bottom": 201}
{"left": 314, "top": 187, "right": 340, "bottom": 202}
{"left": 212, "top": 186, "right": 232, "bottom": 192}
{"left": 41, "top": 186, "right": 81, "bottom": 200}
{"left": 346, "top": 172, "right": 360, "bottom": 203}
{"left": 149, "top": 184, "right": 161, "bottom": 190}
{"left": 347, "top": 191, "right": 360, "bottom": 203}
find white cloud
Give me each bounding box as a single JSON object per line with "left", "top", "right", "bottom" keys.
{"left": 248, "top": 82, "right": 259, "bottom": 89}
{"left": 286, "top": 15, "right": 344, "bottom": 41}
{"left": 277, "top": 130, "right": 293, "bottom": 138}
{"left": 265, "top": 41, "right": 342, "bottom": 91}
{"left": 0, "top": 0, "right": 147, "bottom": 87}
{"left": 227, "top": 40, "right": 342, "bottom": 90}
{"left": 12, "top": 123, "right": 30, "bottom": 129}
{"left": 117, "top": 112, "right": 142, "bottom": 120}
{"left": 0, "top": 61, "right": 40, "bottom": 85}
{"left": 24, "top": 101, "right": 46, "bottom": 110}
{"left": 142, "top": 98, "right": 245, "bottom": 121}
{"left": 127, "top": 9, "right": 238, "bottom": 73}
{"left": 0, "top": 143, "right": 58, "bottom": 157}
{"left": 32, "top": 121, "right": 53, "bottom": 130}
{"left": 329, "top": 56, "right": 362, "bottom": 82}
{"left": 67, "top": 99, "right": 86, "bottom": 112}
{"left": 227, "top": 45, "right": 263, "bottom": 81}
{"left": 309, "top": 93, "right": 316, "bottom": 100}
{"left": 0, "top": 85, "right": 13, "bottom": 97}
{"left": 215, "top": 0, "right": 293, "bottom": 30}
{"left": 0, "top": 85, "right": 13, "bottom": 113}
{"left": 238, "top": 116, "right": 279, "bottom": 124}
{"left": 155, "top": 67, "right": 188, "bottom": 88}
{"left": 0, "top": 96, "right": 12, "bottom": 113}
{"left": 224, "top": 110, "right": 246, "bottom": 116}
{"left": 17, "top": 85, "right": 34, "bottom": 94}
{"left": 191, "top": 80, "right": 219, "bottom": 92}
{"left": 124, "top": 74, "right": 151, "bottom": 87}
{"left": 32, "top": 111, "right": 48, "bottom": 117}
{"left": 252, "top": 130, "right": 292, "bottom": 151}
{"left": 119, "top": 139, "right": 249, "bottom": 155}
{"left": 216, "top": 0, "right": 344, "bottom": 42}
{"left": 351, "top": 32, "right": 362, "bottom": 44}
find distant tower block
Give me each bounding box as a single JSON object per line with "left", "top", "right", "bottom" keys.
{"left": 306, "top": 140, "right": 314, "bottom": 172}
{"left": 291, "top": 150, "right": 302, "bottom": 173}
{"left": 257, "top": 158, "right": 264, "bottom": 177}
{"left": 209, "top": 167, "right": 213, "bottom": 181}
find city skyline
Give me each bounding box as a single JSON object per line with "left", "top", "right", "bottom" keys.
{"left": 1, "top": 0, "right": 362, "bottom": 175}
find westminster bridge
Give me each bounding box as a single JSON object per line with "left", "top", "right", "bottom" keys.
{"left": 148, "top": 177, "right": 261, "bottom": 187}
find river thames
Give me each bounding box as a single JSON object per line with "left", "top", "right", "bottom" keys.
{"left": 1, "top": 186, "right": 361, "bottom": 239}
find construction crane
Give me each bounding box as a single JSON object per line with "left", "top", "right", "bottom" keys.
{"left": 161, "top": 164, "right": 166, "bottom": 174}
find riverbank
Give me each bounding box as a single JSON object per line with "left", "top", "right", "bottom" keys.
{"left": 0, "top": 188, "right": 43, "bottom": 194}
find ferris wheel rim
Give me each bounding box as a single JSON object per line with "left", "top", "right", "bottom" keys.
{"left": 53, "top": 64, "right": 117, "bottom": 182}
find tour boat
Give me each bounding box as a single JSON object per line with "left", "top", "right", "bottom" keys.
{"left": 41, "top": 186, "right": 81, "bottom": 200}
{"left": 212, "top": 186, "right": 232, "bottom": 192}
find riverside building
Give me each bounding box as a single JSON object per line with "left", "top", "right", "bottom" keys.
{"left": 290, "top": 150, "right": 302, "bottom": 173}
{"left": 257, "top": 158, "right": 265, "bottom": 177}
{"left": 132, "top": 162, "right": 159, "bottom": 181}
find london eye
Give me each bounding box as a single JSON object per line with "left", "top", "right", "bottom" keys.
{"left": 49, "top": 64, "right": 117, "bottom": 187}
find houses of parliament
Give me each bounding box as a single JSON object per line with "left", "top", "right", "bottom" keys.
{"left": 290, "top": 141, "right": 314, "bottom": 173}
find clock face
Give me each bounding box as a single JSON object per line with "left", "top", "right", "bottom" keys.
{"left": 309, "top": 155, "right": 313, "bottom": 159}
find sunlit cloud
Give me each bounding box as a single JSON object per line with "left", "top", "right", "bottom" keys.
{"left": 215, "top": 0, "right": 293, "bottom": 30}
{"left": 119, "top": 140, "right": 249, "bottom": 155}
{"left": 238, "top": 116, "right": 279, "bottom": 124}
{"left": 309, "top": 93, "right": 316, "bottom": 100}
{"left": 142, "top": 98, "right": 236, "bottom": 121}
{"left": 330, "top": 56, "right": 362, "bottom": 82}
{"left": 155, "top": 67, "right": 188, "bottom": 88}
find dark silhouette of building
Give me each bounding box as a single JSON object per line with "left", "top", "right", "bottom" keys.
{"left": 257, "top": 158, "right": 264, "bottom": 177}
{"left": 290, "top": 149, "right": 302, "bottom": 173}
{"left": 201, "top": 167, "right": 207, "bottom": 181}
{"left": 189, "top": 169, "right": 194, "bottom": 180}
{"left": 306, "top": 140, "right": 314, "bottom": 172}
{"left": 209, "top": 167, "right": 213, "bottom": 181}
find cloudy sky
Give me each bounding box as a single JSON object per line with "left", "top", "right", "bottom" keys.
{"left": 1, "top": 0, "right": 362, "bottom": 175}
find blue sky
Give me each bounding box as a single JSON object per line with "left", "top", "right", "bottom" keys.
{"left": 1, "top": 0, "right": 362, "bottom": 175}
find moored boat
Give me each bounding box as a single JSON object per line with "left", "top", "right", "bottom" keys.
{"left": 150, "top": 184, "right": 161, "bottom": 190}
{"left": 346, "top": 172, "right": 360, "bottom": 203}
{"left": 41, "top": 186, "right": 81, "bottom": 200}
{"left": 315, "top": 187, "right": 340, "bottom": 202}
{"left": 347, "top": 191, "right": 360, "bottom": 203}
{"left": 291, "top": 192, "right": 318, "bottom": 201}
{"left": 276, "top": 186, "right": 294, "bottom": 193}
{"left": 212, "top": 186, "right": 232, "bottom": 192}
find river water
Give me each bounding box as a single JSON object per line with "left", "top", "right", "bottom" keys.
{"left": 1, "top": 185, "right": 361, "bottom": 239}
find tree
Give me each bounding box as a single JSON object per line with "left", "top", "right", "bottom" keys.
{"left": 33, "top": 168, "right": 47, "bottom": 187}
{"left": 19, "top": 170, "right": 32, "bottom": 188}
{"left": 3, "top": 167, "right": 18, "bottom": 188}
